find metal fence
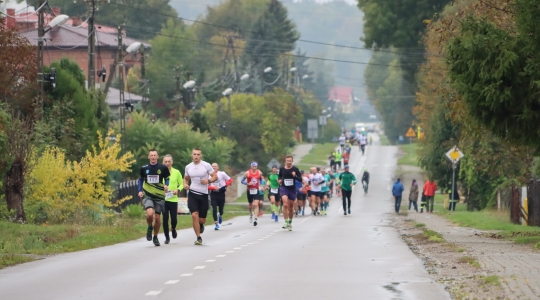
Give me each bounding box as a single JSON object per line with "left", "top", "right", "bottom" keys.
{"left": 113, "top": 180, "right": 187, "bottom": 209}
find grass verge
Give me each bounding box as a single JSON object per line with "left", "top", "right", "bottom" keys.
{"left": 423, "top": 229, "right": 445, "bottom": 242}
{"left": 379, "top": 134, "right": 390, "bottom": 146}
{"left": 0, "top": 206, "right": 249, "bottom": 269}
{"left": 434, "top": 194, "right": 540, "bottom": 244}
{"left": 398, "top": 143, "right": 418, "bottom": 166}
{"left": 298, "top": 143, "right": 337, "bottom": 166}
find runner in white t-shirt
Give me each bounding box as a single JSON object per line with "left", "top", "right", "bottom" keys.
{"left": 208, "top": 163, "right": 232, "bottom": 231}
{"left": 183, "top": 148, "right": 218, "bottom": 245}
{"left": 308, "top": 167, "right": 324, "bottom": 215}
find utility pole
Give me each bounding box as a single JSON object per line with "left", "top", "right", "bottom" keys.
{"left": 174, "top": 66, "right": 182, "bottom": 122}
{"left": 36, "top": 0, "right": 45, "bottom": 119}
{"left": 86, "top": 0, "right": 96, "bottom": 89}
{"left": 139, "top": 46, "right": 149, "bottom": 103}
{"left": 117, "top": 25, "right": 126, "bottom": 155}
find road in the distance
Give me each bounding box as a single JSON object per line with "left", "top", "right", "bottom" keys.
{"left": 0, "top": 135, "right": 449, "bottom": 299}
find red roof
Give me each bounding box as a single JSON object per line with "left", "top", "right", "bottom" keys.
{"left": 328, "top": 86, "right": 353, "bottom": 104}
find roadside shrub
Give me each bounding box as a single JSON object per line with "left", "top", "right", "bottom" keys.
{"left": 123, "top": 204, "right": 144, "bottom": 219}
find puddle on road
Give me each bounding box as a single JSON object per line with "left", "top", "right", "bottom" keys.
{"left": 382, "top": 282, "right": 405, "bottom": 300}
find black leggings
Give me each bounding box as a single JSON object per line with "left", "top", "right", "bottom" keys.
{"left": 211, "top": 192, "right": 226, "bottom": 222}
{"left": 342, "top": 190, "right": 352, "bottom": 211}
{"left": 163, "top": 201, "right": 178, "bottom": 239}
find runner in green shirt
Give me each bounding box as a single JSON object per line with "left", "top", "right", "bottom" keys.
{"left": 162, "top": 154, "right": 184, "bottom": 244}
{"left": 338, "top": 164, "right": 357, "bottom": 216}
{"left": 334, "top": 150, "right": 343, "bottom": 170}
{"left": 267, "top": 166, "right": 281, "bottom": 222}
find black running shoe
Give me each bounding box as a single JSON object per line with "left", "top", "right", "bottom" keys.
{"left": 172, "top": 229, "right": 177, "bottom": 239}
{"left": 164, "top": 239, "right": 170, "bottom": 245}
{"left": 194, "top": 237, "right": 203, "bottom": 245}
{"left": 153, "top": 236, "right": 160, "bottom": 246}
{"left": 146, "top": 226, "right": 153, "bottom": 241}
{"left": 344, "top": 212, "right": 347, "bottom": 216}
{"left": 348, "top": 209, "right": 351, "bottom": 214}
{"left": 200, "top": 223, "right": 205, "bottom": 234}
{"left": 254, "top": 220, "right": 258, "bottom": 226}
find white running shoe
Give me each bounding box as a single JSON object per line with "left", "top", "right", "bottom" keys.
{"left": 249, "top": 214, "right": 253, "bottom": 223}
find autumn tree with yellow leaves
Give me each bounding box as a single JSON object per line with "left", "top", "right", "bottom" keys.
{"left": 25, "top": 130, "right": 134, "bottom": 223}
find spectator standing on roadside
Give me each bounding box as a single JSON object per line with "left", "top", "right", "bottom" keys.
{"left": 408, "top": 179, "right": 419, "bottom": 212}
{"left": 423, "top": 179, "right": 437, "bottom": 213}
{"left": 392, "top": 178, "right": 404, "bottom": 213}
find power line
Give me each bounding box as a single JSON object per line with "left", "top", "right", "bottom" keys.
{"left": 102, "top": 22, "right": 442, "bottom": 70}
{"left": 106, "top": 2, "right": 440, "bottom": 56}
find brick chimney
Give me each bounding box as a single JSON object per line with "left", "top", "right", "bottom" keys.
{"left": 70, "top": 16, "right": 82, "bottom": 27}
{"left": 6, "top": 8, "right": 15, "bottom": 28}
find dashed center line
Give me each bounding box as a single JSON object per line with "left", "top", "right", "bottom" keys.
{"left": 226, "top": 251, "right": 234, "bottom": 253}
{"left": 216, "top": 255, "right": 226, "bottom": 257}
{"left": 233, "top": 247, "right": 242, "bottom": 249}
{"left": 164, "top": 280, "right": 179, "bottom": 285}
{"left": 145, "top": 291, "right": 161, "bottom": 296}
{"left": 194, "top": 266, "right": 206, "bottom": 270}
{"left": 180, "top": 273, "right": 193, "bottom": 277}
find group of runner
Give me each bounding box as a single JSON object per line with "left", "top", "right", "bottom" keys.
{"left": 138, "top": 142, "right": 366, "bottom": 247}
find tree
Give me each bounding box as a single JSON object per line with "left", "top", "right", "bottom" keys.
{"left": 445, "top": 0, "right": 540, "bottom": 151}
{"left": 40, "top": 59, "right": 108, "bottom": 161}
{"left": 0, "top": 20, "right": 35, "bottom": 113}
{"left": 242, "top": 0, "right": 299, "bottom": 86}
{"left": 202, "top": 89, "right": 302, "bottom": 170}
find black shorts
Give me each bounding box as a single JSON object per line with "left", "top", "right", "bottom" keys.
{"left": 188, "top": 191, "right": 209, "bottom": 218}
{"left": 297, "top": 193, "right": 306, "bottom": 200}
{"left": 269, "top": 192, "right": 280, "bottom": 201}
{"left": 308, "top": 191, "right": 322, "bottom": 198}
{"left": 247, "top": 192, "right": 263, "bottom": 203}
{"left": 336, "top": 161, "right": 342, "bottom": 167}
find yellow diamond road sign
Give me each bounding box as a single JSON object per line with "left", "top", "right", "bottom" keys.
{"left": 405, "top": 127, "right": 416, "bottom": 137}
{"left": 446, "top": 146, "right": 464, "bottom": 162}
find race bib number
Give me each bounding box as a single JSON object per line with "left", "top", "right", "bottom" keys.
{"left": 165, "top": 191, "right": 174, "bottom": 199}
{"left": 147, "top": 175, "right": 159, "bottom": 184}
{"left": 249, "top": 188, "right": 258, "bottom": 195}
{"left": 284, "top": 179, "right": 293, "bottom": 186}
{"left": 271, "top": 188, "right": 278, "bottom": 194}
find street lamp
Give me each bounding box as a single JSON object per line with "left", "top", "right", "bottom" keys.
{"left": 264, "top": 67, "right": 272, "bottom": 73}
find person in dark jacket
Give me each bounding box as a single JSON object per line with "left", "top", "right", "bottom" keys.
{"left": 448, "top": 186, "right": 459, "bottom": 211}
{"left": 408, "top": 179, "right": 419, "bottom": 212}
{"left": 392, "top": 178, "right": 405, "bottom": 213}
{"left": 361, "top": 168, "right": 370, "bottom": 195}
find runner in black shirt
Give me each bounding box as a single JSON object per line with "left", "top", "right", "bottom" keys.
{"left": 278, "top": 155, "right": 303, "bottom": 231}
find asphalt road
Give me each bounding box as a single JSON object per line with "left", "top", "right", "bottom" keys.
{"left": 0, "top": 134, "right": 450, "bottom": 300}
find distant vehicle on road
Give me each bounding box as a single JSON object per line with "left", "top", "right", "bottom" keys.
{"left": 355, "top": 123, "right": 365, "bottom": 132}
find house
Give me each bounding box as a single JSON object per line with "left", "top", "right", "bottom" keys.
{"left": 328, "top": 86, "right": 354, "bottom": 114}
{"left": 4, "top": 7, "right": 149, "bottom": 88}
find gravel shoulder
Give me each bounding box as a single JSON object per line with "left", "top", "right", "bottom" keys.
{"left": 393, "top": 165, "right": 540, "bottom": 299}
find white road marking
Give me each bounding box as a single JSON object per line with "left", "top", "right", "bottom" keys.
{"left": 226, "top": 251, "right": 234, "bottom": 253}
{"left": 164, "top": 280, "right": 179, "bottom": 285}
{"left": 216, "top": 255, "right": 226, "bottom": 257}
{"left": 233, "top": 247, "right": 242, "bottom": 249}
{"left": 180, "top": 273, "right": 193, "bottom": 277}
{"left": 205, "top": 260, "right": 216, "bottom": 262}
{"left": 145, "top": 291, "right": 161, "bottom": 296}
{"left": 194, "top": 266, "right": 206, "bottom": 270}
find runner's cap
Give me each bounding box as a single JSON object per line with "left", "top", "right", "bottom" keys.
{"left": 344, "top": 164, "right": 350, "bottom": 169}
{"left": 251, "top": 162, "right": 258, "bottom": 167}
{"left": 272, "top": 165, "right": 278, "bottom": 169}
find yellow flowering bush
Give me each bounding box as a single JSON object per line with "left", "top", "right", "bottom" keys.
{"left": 26, "top": 130, "right": 135, "bottom": 223}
